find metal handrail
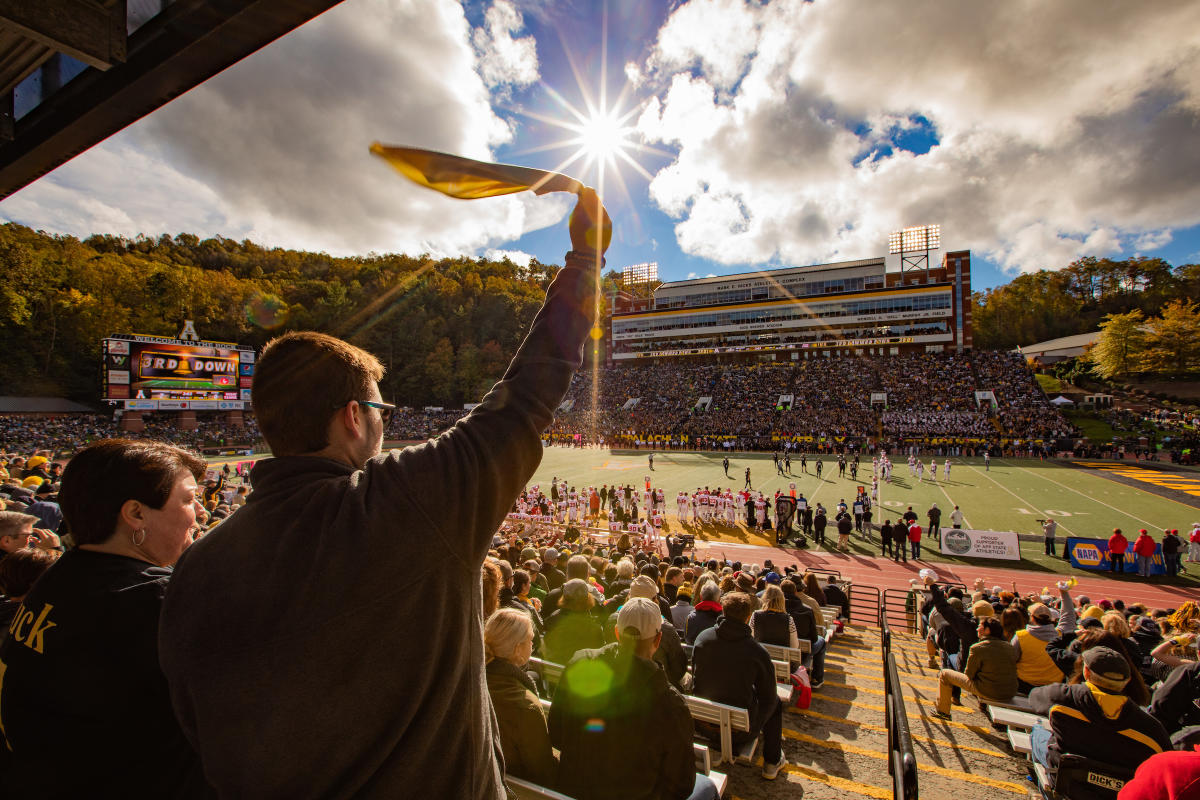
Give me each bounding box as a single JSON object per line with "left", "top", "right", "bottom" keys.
{"left": 879, "top": 607, "right": 918, "bottom": 800}
{"left": 849, "top": 584, "right": 880, "bottom": 625}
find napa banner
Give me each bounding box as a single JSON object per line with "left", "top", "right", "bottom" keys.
{"left": 940, "top": 529, "right": 1021, "bottom": 560}
{"left": 1065, "top": 537, "right": 1165, "bottom": 575}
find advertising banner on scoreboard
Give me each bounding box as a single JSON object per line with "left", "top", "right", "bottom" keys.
{"left": 124, "top": 400, "right": 158, "bottom": 410}
{"left": 103, "top": 336, "right": 254, "bottom": 402}
{"left": 1065, "top": 537, "right": 1165, "bottom": 575}
{"left": 940, "top": 529, "right": 1021, "bottom": 560}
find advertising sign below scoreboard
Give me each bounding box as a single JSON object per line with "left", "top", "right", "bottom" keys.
{"left": 103, "top": 335, "right": 255, "bottom": 402}
{"left": 939, "top": 529, "right": 1021, "bottom": 560}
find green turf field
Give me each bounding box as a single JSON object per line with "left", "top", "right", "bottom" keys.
{"left": 526, "top": 448, "right": 1200, "bottom": 584}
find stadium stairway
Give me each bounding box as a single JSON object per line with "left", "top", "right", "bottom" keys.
{"left": 724, "top": 625, "right": 1035, "bottom": 800}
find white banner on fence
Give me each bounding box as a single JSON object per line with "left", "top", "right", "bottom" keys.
{"left": 940, "top": 529, "right": 1021, "bottom": 560}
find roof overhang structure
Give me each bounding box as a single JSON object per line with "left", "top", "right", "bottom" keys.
{"left": 0, "top": 0, "right": 345, "bottom": 200}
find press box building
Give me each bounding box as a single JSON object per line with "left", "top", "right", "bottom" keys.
{"left": 606, "top": 225, "right": 971, "bottom": 363}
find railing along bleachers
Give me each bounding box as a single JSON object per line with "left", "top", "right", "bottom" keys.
{"left": 879, "top": 607, "right": 918, "bottom": 799}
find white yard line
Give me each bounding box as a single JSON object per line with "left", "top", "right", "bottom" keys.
{"left": 961, "top": 462, "right": 1075, "bottom": 536}
{"left": 1002, "top": 460, "right": 1164, "bottom": 530}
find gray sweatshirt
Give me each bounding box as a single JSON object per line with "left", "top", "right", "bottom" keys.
{"left": 159, "top": 250, "right": 599, "bottom": 799}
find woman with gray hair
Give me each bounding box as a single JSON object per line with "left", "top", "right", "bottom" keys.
{"left": 484, "top": 608, "right": 557, "bottom": 787}
{"left": 685, "top": 581, "right": 723, "bottom": 644}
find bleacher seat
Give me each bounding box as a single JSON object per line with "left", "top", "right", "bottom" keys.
{"left": 682, "top": 694, "right": 753, "bottom": 766}
{"left": 987, "top": 706, "right": 1044, "bottom": 731}
{"left": 1007, "top": 729, "right": 1031, "bottom": 756}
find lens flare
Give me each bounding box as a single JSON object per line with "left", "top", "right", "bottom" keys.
{"left": 244, "top": 292, "right": 288, "bottom": 328}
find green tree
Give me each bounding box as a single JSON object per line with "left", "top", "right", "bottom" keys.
{"left": 1140, "top": 300, "right": 1200, "bottom": 376}
{"left": 1086, "top": 309, "right": 1146, "bottom": 379}
{"left": 425, "top": 337, "right": 456, "bottom": 405}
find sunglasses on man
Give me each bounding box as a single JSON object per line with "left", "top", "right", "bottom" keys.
{"left": 355, "top": 400, "right": 395, "bottom": 425}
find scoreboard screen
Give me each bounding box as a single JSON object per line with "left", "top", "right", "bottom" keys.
{"left": 103, "top": 335, "right": 255, "bottom": 404}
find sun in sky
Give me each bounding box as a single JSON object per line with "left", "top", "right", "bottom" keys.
{"left": 504, "top": 9, "right": 668, "bottom": 208}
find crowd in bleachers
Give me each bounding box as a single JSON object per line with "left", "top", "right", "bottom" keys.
{"left": 913, "top": 575, "right": 1200, "bottom": 796}
{"left": 2, "top": 434, "right": 1197, "bottom": 798}
{"left": 547, "top": 351, "right": 1073, "bottom": 447}
{"left": 0, "top": 352, "right": 1073, "bottom": 460}
{"left": 0, "top": 412, "right": 258, "bottom": 456}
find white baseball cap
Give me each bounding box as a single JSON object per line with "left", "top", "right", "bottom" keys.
{"left": 618, "top": 598, "right": 663, "bottom": 641}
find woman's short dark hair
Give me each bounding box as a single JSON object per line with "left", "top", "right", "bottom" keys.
{"left": 58, "top": 439, "right": 206, "bottom": 546}
{"left": 978, "top": 617, "right": 1004, "bottom": 638}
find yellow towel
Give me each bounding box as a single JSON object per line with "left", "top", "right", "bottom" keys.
{"left": 369, "top": 144, "right": 582, "bottom": 198}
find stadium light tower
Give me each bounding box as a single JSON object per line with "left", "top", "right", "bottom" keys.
{"left": 887, "top": 224, "right": 941, "bottom": 280}
{"left": 621, "top": 262, "right": 659, "bottom": 307}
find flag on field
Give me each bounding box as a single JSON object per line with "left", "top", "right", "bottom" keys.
{"left": 369, "top": 144, "right": 583, "bottom": 198}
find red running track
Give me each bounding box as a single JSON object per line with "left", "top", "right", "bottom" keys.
{"left": 692, "top": 540, "right": 1200, "bottom": 610}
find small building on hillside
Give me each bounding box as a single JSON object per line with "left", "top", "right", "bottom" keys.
{"left": 1014, "top": 332, "right": 1099, "bottom": 365}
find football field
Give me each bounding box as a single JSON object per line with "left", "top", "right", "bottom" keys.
{"left": 526, "top": 447, "right": 1200, "bottom": 584}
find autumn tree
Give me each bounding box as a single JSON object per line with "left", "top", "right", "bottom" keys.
{"left": 1140, "top": 300, "right": 1200, "bottom": 376}
{"left": 1086, "top": 310, "right": 1146, "bottom": 379}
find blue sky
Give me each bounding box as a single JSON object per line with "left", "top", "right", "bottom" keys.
{"left": 2, "top": 0, "right": 1199, "bottom": 292}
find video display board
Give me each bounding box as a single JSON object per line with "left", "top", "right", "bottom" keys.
{"left": 103, "top": 335, "right": 255, "bottom": 406}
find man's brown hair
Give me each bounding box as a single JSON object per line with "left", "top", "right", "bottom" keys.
{"left": 721, "top": 591, "right": 755, "bottom": 623}
{"left": 252, "top": 332, "right": 384, "bottom": 456}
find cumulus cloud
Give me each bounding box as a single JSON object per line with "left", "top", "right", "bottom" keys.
{"left": 472, "top": 0, "right": 539, "bottom": 95}
{"left": 0, "top": 0, "right": 558, "bottom": 258}
{"left": 483, "top": 248, "right": 533, "bottom": 266}
{"left": 637, "top": 0, "right": 1200, "bottom": 273}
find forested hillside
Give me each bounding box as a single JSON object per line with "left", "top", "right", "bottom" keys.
{"left": 3, "top": 221, "right": 1196, "bottom": 402}
{"left": 0, "top": 223, "right": 616, "bottom": 405}
{"left": 971, "top": 256, "right": 1200, "bottom": 350}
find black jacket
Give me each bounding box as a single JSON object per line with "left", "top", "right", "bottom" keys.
{"left": 823, "top": 584, "right": 850, "bottom": 618}
{"left": 549, "top": 643, "right": 695, "bottom": 800}
{"left": 784, "top": 597, "right": 819, "bottom": 644}
{"left": 692, "top": 617, "right": 779, "bottom": 737}
{"left": 1149, "top": 661, "right": 1200, "bottom": 734}
{"left": 1029, "top": 682, "right": 1171, "bottom": 788}
{"left": 685, "top": 602, "right": 722, "bottom": 645}
{"left": 929, "top": 585, "right": 978, "bottom": 666}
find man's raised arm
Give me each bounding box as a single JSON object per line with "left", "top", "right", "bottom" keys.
{"left": 386, "top": 189, "right": 611, "bottom": 563}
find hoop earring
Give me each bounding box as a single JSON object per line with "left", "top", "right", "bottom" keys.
{"left": 132, "top": 529, "right": 147, "bottom": 547}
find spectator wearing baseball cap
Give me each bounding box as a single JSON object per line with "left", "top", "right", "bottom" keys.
{"left": 549, "top": 597, "right": 717, "bottom": 800}
{"left": 1029, "top": 646, "right": 1171, "bottom": 791}
{"left": 543, "top": 579, "right": 604, "bottom": 666}
{"left": 603, "top": 575, "right": 687, "bottom": 689}
{"left": 542, "top": 548, "right": 566, "bottom": 591}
